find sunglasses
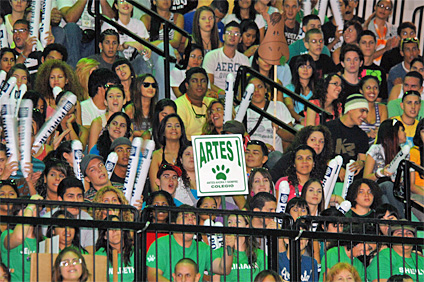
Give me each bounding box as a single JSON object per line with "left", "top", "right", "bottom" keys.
{"left": 401, "top": 37, "right": 420, "bottom": 50}
{"left": 143, "top": 82, "right": 158, "bottom": 88}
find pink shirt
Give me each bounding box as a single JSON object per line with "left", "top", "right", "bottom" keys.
{"left": 275, "top": 176, "right": 303, "bottom": 202}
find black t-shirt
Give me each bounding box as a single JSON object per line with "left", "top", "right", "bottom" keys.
{"left": 360, "top": 63, "right": 389, "bottom": 100}
{"left": 284, "top": 21, "right": 302, "bottom": 46}
{"left": 110, "top": 172, "right": 125, "bottom": 184}
{"left": 325, "top": 118, "right": 369, "bottom": 167}
{"left": 340, "top": 75, "right": 361, "bottom": 107}
{"left": 322, "top": 18, "right": 342, "bottom": 52}
{"left": 170, "top": 0, "right": 198, "bottom": 14}
{"left": 380, "top": 47, "right": 403, "bottom": 74}
{"left": 269, "top": 151, "right": 293, "bottom": 183}
{"left": 289, "top": 54, "right": 336, "bottom": 80}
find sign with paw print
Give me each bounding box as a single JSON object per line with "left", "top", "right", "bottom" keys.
{"left": 192, "top": 135, "right": 248, "bottom": 196}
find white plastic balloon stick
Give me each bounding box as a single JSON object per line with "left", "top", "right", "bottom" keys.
{"left": 337, "top": 200, "right": 351, "bottom": 214}
{"left": 386, "top": 145, "right": 411, "bottom": 174}
{"left": 318, "top": 0, "right": 329, "bottom": 24}
{"left": 105, "top": 152, "right": 118, "bottom": 179}
{"left": 329, "top": 0, "right": 344, "bottom": 31}
{"left": 123, "top": 137, "right": 142, "bottom": 202}
{"left": 304, "top": 0, "right": 312, "bottom": 16}
{"left": 14, "top": 84, "right": 28, "bottom": 117}
{"left": 323, "top": 155, "right": 343, "bottom": 208}
{"left": 130, "top": 140, "right": 155, "bottom": 206}
{"left": 0, "top": 24, "right": 7, "bottom": 48}
{"left": 1, "top": 103, "right": 19, "bottom": 176}
{"left": 341, "top": 159, "right": 355, "bottom": 199}
{"left": 40, "top": 0, "right": 52, "bottom": 47}
{"left": 72, "top": 140, "right": 84, "bottom": 180}
{"left": 224, "top": 73, "right": 235, "bottom": 123}
{"left": 53, "top": 87, "right": 63, "bottom": 99}
{"left": 0, "top": 70, "right": 6, "bottom": 89}
{"left": 0, "top": 77, "right": 17, "bottom": 105}
{"left": 276, "top": 180, "right": 291, "bottom": 213}
{"left": 235, "top": 84, "right": 255, "bottom": 122}
{"left": 29, "top": 0, "right": 41, "bottom": 50}
{"left": 18, "top": 100, "right": 33, "bottom": 178}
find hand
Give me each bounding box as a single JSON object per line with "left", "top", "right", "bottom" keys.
{"left": 1, "top": 156, "right": 19, "bottom": 180}
{"left": 206, "top": 89, "right": 218, "bottom": 99}
{"left": 266, "top": 220, "right": 278, "bottom": 229}
{"left": 50, "top": 7, "right": 62, "bottom": 25}
{"left": 329, "top": 195, "right": 344, "bottom": 208}
{"left": 339, "top": 167, "right": 346, "bottom": 182}
{"left": 382, "top": 165, "right": 393, "bottom": 177}
{"left": 368, "top": 128, "right": 378, "bottom": 139}
{"left": 23, "top": 36, "right": 38, "bottom": 56}
{"left": 23, "top": 162, "right": 34, "bottom": 182}
{"left": 334, "top": 29, "right": 343, "bottom": 43}
{"left": 265, "top": 143, "right": 275, "bottom": 152}
{"left": 393, "top": 77, "right": 403, "bottom": 86}
{"left": 133, "top": 195, "right": 144, "bottom": 210}
{"left": 31, "top": 171, "right": 42, "bottom": 185}
{"left": 224, "top": 234, "right": 235, "bottom": 249}
{"left": 65, "top": 114, "right": 76, "bottom": 129}
{"left": 45, "top": 30, "right": 55, "bottom": 45}
{"left": 52, "top": 129, "right": 71, "bottom": 149}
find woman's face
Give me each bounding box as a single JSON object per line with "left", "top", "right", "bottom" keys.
{"left": 306, "top": 131, "right": 325, "bottom": 155}
{"left": 398, "top": 126, "right": 407, "bottom": 144}
{"left": 298, "top": 61, "right": 313, "bottom": 80}
{"left": 238, "top": 0, "right": 252, "bottom": 9}
{"left": 304, "top": 181, "right": 322, "bottom": 206}
{"left": 411, "top": 61, "right": 424, "bottom": 78}
{"left": 106, "top": 217, "right": 122, "bottom": 248}
{"left": 257, "top": 57, "right": 272, "bottom": 72}
{"left": 0, "top": 184, "right": 18, "bottom": 212}
{"left": 228, "top": 214, "right": 248, "bottom": 228}
{"left": 242, "top": 28, "right": 257, "bottom": 48}
{"left": 181, "top": 146, "right": 195, "bottom": 172}
{"left": 188, "top": 49, "right": 203, "bottom": 69}
{"left": 355, "top": 183, "right": 374, "bottom": 209}
{"left": 106, "top": 88, "right": 124, "bottom": 113}
{"left": 164, "top": 117, "right": 182, "bottom": 141}
{"left": 379, "top": 210, "right": 398, "bottom": 235}
{"left": 115, "top": 0, "right": 133, "bottom": 15}
{"left": 108, "top": 115, "right": 128, "bottom": 141}
{"left": 54, "top": 215, "right": 75, "bottom": 248}
{"left": 326, "top": 76, "right": 342, "bottom": 101}
{"left": 49, "top": 68, "right": 68, "bottom": 89}
{"left": 158, "top": 106, "right": 175, "bottom": 124}
{"left": 199, "top": 10, "right": 215, "bottom": 32}
{"left": 360, "top": 78, "right": 379, "bottom": 102}
{"left": 36, "top": 98, "right": 46, "bottom": 115}
{"left": 46, "top": 168, "right": 66, "bottom": 194}
{"left": 114, "top": 64, "right": 132, "bottom": 81}
{"left": 199, "top": 197, "right": 217, "bottom": 221}
{"left": 251, "top": 171, "right": 271, "bottom": 195}
{"left": 331, "top": 269, "right": 355, "bottom": 282}
{"left": 375, "top": 0, "right": 392, "bottom": 20}
{"left": 59, "top": 251, "right": 83, "bottom": 282}
{"left": 151, "top": 194, "right": 169, "bottom": 223}
{"left": 1, "top": 52, "right": 16, "bottom": 73}
{"left": 141, "top": 76, "right": 157, "bottom": 99}
{"left": 101, "top": 191, "right": 121, "bottom": 218}
{"left": 289, "top": 204, "right": 308, "bottom": 221}
{"left": 155, "top": 0, "right": 171, "bottom": 10}
{"left": 294, "top": 149, "right": 314, "bottom": 176}
{"left": 12, "top": 68, "right": 28, "bottom": 88}
{"left": 343, "top": 25, "right": 358, "bottom": 44}
{"left": 210, "top": 102, "right": 224, "bottom": 128}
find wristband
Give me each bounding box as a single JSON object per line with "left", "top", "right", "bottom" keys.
{"left": 375, "top": 168, "right": 384, "bottom": 178}
{"left": 226, "top": 246, "right": 233, "bottom": 256}
{"left": 218, "top": 89, "right": 224, "bottom": 95}
{"left": 26, "top": 206, "right": 34, "bottom": 213}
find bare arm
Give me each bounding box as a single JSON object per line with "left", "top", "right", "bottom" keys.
{"left": 283, "top": 97, "right": 303, "bottom": 123}
{"left": 149, "top": 150, "right": 162, "bottom": 192}
{"left": 363, "top": 154, "right": 377, "bottom": 180}
{"left": 88, "top": 117, "right": 103, "bottom": 152}
{"left": 60, "top": 0, "right": 88, "bottom": 23}
{"left": 379, "top": 104, "right": 388, "bottom": 121}
{"left": 147, "top": 267, "right": 169, "bottom": 282}
{"left": 305, "top": 107, "right": 318, "bottom": 126}
{"left": 211, "top": 235, "right": 235, "bottom": 275}
{"left": 169, "top": 13, "right": 184, "bottom": 50}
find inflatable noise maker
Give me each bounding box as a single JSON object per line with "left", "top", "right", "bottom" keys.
{"left": 105, "top": 152, "right": 118, "bottom": 179}
{"left": 72, "top": 140, "right": 84, "bottom": 181}
{"left": 276, "top": 180, "right": 290, "bottom": 225}
{"left": 318, "top": 0, "right": 344, "bottom": 31}
{"left": 234, "top": 84, "right": 254, "bottom": 122}
{"left": 0, "top": 77, "right": 17, "bottom": 106}
{"left": 322, "top": 155, "right": 343, "bottom": 209}
{"left": 385, "top": 145, "right": 411, "bottom": 181}
{"left": 224, "top": 73, "right": 235, "bottom": 123}
{"left": 0, "top": 24, "right": 7, "bottom": 49}
{"left": 337, "top": 200, "right": 351, "bottom": 214}
{"left": 18, "top": 99, "right": 33, "bottom": 178}
{"left": 32, "top": 92, "right": 77, "bottom": 154}
{"left": 1, "top": 102, "right": 19, "bottom": 176}
{"left": 341, "top": 159, "right": 355, "bottom": 200}
{"left": 28, "top": 0, "right": 53, "bottom": 49}
{"left": 0, "top": 70, "right": 6, "bottom": 90}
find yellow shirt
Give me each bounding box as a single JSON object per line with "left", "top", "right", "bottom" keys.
{"left": 393, "top": 116, "right": 418, "bottom": 148}
{"left": 410, "top": 146, "right": 424, "bottom": 187}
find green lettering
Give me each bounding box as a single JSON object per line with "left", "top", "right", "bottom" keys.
{"left": 220, "top": 141, "right": 227, "bottom": 159}
{"left": 226, "top": 141, "right": 233, "bottom": 161}
{"left": 235, "top": 140, "right": 241, "bottom": 167}
{"left": 206, "top": 142, "right": 213, "bottom": 162}
{"left": 199, "top": 143, "right": 206, "bottom": 168}
{"left": 212, "top": 141, "right": 219, "bottom": 159}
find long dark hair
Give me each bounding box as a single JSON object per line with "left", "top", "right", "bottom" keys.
{"left": 177, "top": 142, "right": 193, "bottom": 188}
{"left": 413, "top": 118, "right": 424, "bottom": 172}
{"left": 291, "top": 54, "right": 317, "bottom": 97}
{"left": 311, "top": 73, "right": 343, "bottom": 119}
{"left": 346, "top": 179, "right": 382, "bottom": 209}
{"left": 36, "top": 158, "right": 71, "bottom": 198}
{"left": 152, "top": 99, "right": 177, "bottom": 149}
{"left": 375, "top": 119, "right": 405, "bottom": 165}
{"left": 97, "top": 112, "right": 132, "bottom": 160}
{"left": 192, "top": 6, "right": 220, "bottom": 50}
{"left": 157, "top": 113, "right": 189, "bottom": 148}
{"left": 286, "top": 145, "right": 319, "bottom": 188}
{"left": 233, "top": 0, "right": 257, "bottom": 21}
{"left": 131, "top": 74, "right": 158, "bottom": 128}
{"left": 300, "top": 178, "right": 325, "bottom": 214}
{"left": 95, "top": 215, "right": 133, "bottom": 267}
{"left": 145, "top": 190, "right": 176, "bottom": 222}
{"left": 238, "top": 19, "right": 259, "bottom": 53}
{"left": 251, "top": 49, "right": 277, "bottom": 82}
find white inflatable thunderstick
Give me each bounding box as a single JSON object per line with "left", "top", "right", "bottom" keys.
{"left": 235, "top": 84, "right": 255, "bottom": 122}
{"left": 329, "top": 0, "right": 344, "bottom": 31}
{"left": 29, "top": 0, "right": 41, "bottom": 51}
{"left": 14, "top": 84, "right": 28, "bottom": 117}
{"left": 123, "top": 137, "right": 142, "bottom": 202}
{"left": 32, "top": 92, "right": 77, "bottom": 153}
{"left": 304, "top": 0, "right": 312, "bottom": 16}
{"left": 53, "top": 87, "right": 63, "bottom": 99}
{"left": 323, "top": 155, "right": 343, "bottom": 208}
{"left": 0, "top": 70, "right": 6, "bottom": 89}
{"left": 131, "top": 140, "right": 155, "bottom": 206}
{"left": 224, "top": 73, "right": 235, "bottom": 123}
{"left": 72, "top": 140, "right": 84, "bottom": 180}
{"left": 1, "top": 103, "right": 19, "bottom": 176}
{"left": 40, "top": 0, "right": 52, "bottom": 47}
{"left": 0, "top": 77, "right": 17, "bottom": 105}
{"left": 318, "top": 0, "right": 329, "bottom": 24}
{"left": 341, "top": 159, "right": 355, "bottom": 199}
{"left": 337, "top": 200, "right": 351, "bottom": 214}
{"left": 18, "top": 100, "right": 33, "bottom": 178}
{"left": 105, "top": 152, "right": 118, "bottom": 179}
{"left": 276, "top": 180, "right": 291, "bottom": 213}
{"left": 386, "top": 145, "right": 411, "bottom": 174}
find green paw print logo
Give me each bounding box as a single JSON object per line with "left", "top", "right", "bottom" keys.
{"left": 212, "top": 165, "right": 230, "bottom": 180}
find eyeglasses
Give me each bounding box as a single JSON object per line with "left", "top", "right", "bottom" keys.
{"left": 12, "top": 28, "right": 28, "bottom": 34}
{"left": 377, "top": 3, "right": 392, "bottom": 11}
{"left": 225, "top": 31, "right": 241, "bottom": 37}
{"left": 189, "top": 54, "right": 204, "bottom": 60}
{"left": 142, "top": 82, "right": 158, "bottom": 88}
{"left": 401, "top": 37, "right": 420, "bottom": 50}
{"left": 59, "top": 258, "right": 82, "bottom": 267}
{"left": 191, "top": 104, "right": 206, "bottom": 119}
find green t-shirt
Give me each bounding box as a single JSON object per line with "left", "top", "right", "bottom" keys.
{"left": 319, "top": 246, "right": 365, "bottom": 282}
{"left": 146, "top": 235, "right": 214, "bottom": 281}
{"left": 1, "top": 230, "right": 37, "bottom": 281}
{"left": 367, "top": 248, "right": 424, "bottom": 282}
{"left": 95, "top": 247, "right": 134, "bottom": 282}
{"left": 214, "top": 247, "right": 267, "bottom": 282}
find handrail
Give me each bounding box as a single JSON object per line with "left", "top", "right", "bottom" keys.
{"left": 412, "top": 6, "right": 424, "bottom": 52}
{"left": 87, "top": 0, "right": 193, "bottom": 99}
{"left": 234, "top": 66, "right": 332, "bottom": 134}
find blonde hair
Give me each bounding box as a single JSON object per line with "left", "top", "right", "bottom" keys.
{"left": 92, "top": 186, "right": 133, "bottom": 221}
{"left": 325, "top": 262, "right": 361, "bottom": 282}
{"left": 75, "top": 58, "right": 100, "bottom": 101}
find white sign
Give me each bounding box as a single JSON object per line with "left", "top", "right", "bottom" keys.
{"left": 192, "top": 135, "right": 248, "bottom": 196}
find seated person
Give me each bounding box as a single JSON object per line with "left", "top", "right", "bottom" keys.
{"left": 245, "top": 140, "right": 269, "bottom": 175}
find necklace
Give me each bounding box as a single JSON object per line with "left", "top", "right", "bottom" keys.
{"left": 202, "top": 38, "right": 211, "bottom": 49}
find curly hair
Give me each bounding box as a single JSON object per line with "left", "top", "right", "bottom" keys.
{"left": 52, "top": 247, "right": 89, "bottom": 282}
{"left": 96, "top": 112, "right": 132, "bottom": 160}
{"left": 192, "top": 6, "right": 220, "bottom": 51}
{"left": 346, "top": 179, "right": 382, "bottom": 210}
{"left": 92, "top": 186, "right": 133, "bottom": 222}
{"left": 75, "top": 58, "right": 100, "bottom": 100}
{"left": 152, "top": 99, "right": 177, "bottom": 150}
{"left": 375, "top": 119, "right": 405, "bottom": 165}
{"left": 311, "top": 73, "right": 343, "bottom": 119}
{"left": 325, "top": 262, "right": 361, "bottom": 282}
{"left": 286, "top": 145, "right": 319, "bottom": 188}
{"left": 130, "top": 74, "right": 158, "bottom": 128}
{"left": 35, "top": 59, "right": 83, "bottom": 102}
{"left": 202, "top": 99, "right": 225, "bottom": 135}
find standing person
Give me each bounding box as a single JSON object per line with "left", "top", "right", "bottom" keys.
{"left": 203, "top": 21, "right": 250, "bottom": 96}
{"left": 338, "top": 44, "right": 364, "bottom": 105}
{"left": 175, "top": 67, "right": 216, "bottom": 140}
{"left": 192, "top": 6, "right": 222, "bottom": 54}
{"left": 88, "top": 29, "right": 123, "bottom": 70}
{"left": 283, "top": 0, "right": 302, "bottom": 46}
{"left": 326, "top": 94, "right": 369, "bottom": 181}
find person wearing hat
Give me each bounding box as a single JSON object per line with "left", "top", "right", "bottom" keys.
{"left": 109, "top": 137, "right": 132, "bottom": 184}
{"left": 326, "top": 93, "right": 369, "bottom": 181}
{"left": 80, "top": 154, "right": 112, "bottom": 201}
{"left": 156, "top": 163, "right": 184, "bottom": 206}
{"left": 367, "top": 221, "right": 423, "bottom": 282}
{"left": 175, "top": 67, "right": 216, "bottom": 140}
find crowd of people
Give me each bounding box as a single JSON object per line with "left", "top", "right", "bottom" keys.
{"left": 0, "top": 0, "right": 423, "bottom": 281}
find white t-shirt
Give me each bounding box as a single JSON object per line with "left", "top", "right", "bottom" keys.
{"left": 57, "top": 0, "right": 97, "bottom": 30}
{"left": 244, "top": 101, "right": 294, "bottom": 153}
{"left": 102, "top": 18, "right": 149, "bottom": 60}
{"left": 81, "top": 97, "right": 107, "bottom": 126}
{"left": 202, "top": 47, "right": 250, "bottom": 91}
{"left": 222, "top": 14, "right": 266, "bottom": 30}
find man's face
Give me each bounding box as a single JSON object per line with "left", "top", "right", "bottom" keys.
{"left": 359, "top": 35, "right": 376, "bottom": 57}
{"left": 173, "top": 263, "right": 200, "bottom": 282}
{"left": 403, "top": 76, "right": 423, "bottom": 92}
{"left": 283, "top": 0, "right": 300, "bottom": 21}
{"left": 304, "top": 19, "right": 321, "bottom": 32}
{"left": 185, "top": 73, "right": 207, "bottom": 101}
{"left": 115, "top": 144, "right": 131, "bottom": 167}
{"left": 401, "top": 95, "right": 421, "bottom": 119}
{"left": 401, "top": 42, "right": 420, "bottom": 65}
{"left": 245, "top": 144, "right": 268, "bottom": 169}
{"left": 348, "top": 108, "right": 369, "bottom": 125}
{"left": 352, "top": 242, "right": 377, "bottom": 257}
{"left": 224, "top": 26, "right": 242, "bottom": 47}
{"left": 58, "top": 187, "right": 84, "bottom": 216}
{"left": 250, "top": 78, "right": 267, "bottom": 105}
{"left": 100, "top": 35, "right": 119, "bottom": 59}
{"left": 176, "top": 211, "right": 197, "bottom": 240}
{"left": 84, "top": 159, "right": 109, "bottom": 187}
{"left": 305, "top": 33, "right": 324, "bottom": 58}
{"left": 392, "top": 229, "right": 414, "bottom": 253}
{"left": 44, "top": 50, "right": 64, "bottom": 62}
{"left": 399, "top": 28, "right": 416, "bottom": 40}
{"left": 213, "top": 8, "right": 226, "bottom": 23}
{"left": 13, "top": 23, "right": 29, "bottom": 50}
{"left": 0, "top": 151, "right": 6, "bottom": 176}
{"left": 260, "top": 200, "right": 277, "bottom": 227}
{"left": 155, "top": 170, "right": 179, "bottom": 195}
{"left": 341, "top": 51, "right": 363, "bottom": 74}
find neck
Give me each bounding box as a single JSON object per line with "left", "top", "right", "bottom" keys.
{"left": 351, "top": 205, "right": 370, "bottom": 216}
{"left": 200, "top": 30, "right": 211, "bottom": 39}
{"left": 363, "top": 55, "right": 374, "bottom": 66}
{"left": 46, "top": 191, "right": 58, "bottom": 201}
{"left": 309, "top": 204, "right": 318, "bottom": 216}
{"left": 296, "top": 173, "right": 310, "bottom": 186}
{"left": 285, "top": 18, "right": 296, "bottom": 28}
{"left": 92, "top": 94, "right": 107, "bottom": 110}
{"left": 141, "top": 96, "right": 151, "bottom": 115}
{"left": 343, "top": 72, "right": 359, "bottom": 84}
{"left": 344, "top": 246, "right": 353, "bottom": 259}
{"left": 401, "top": 114, "right": 416, "bottom": 126}
{"left": 252, "top": 100, "right": 267, "bottom": 109}
{"left": 308, "top": 52, "right": 320, "bottom": 61}
{"left": 235, "top": 237, "right": 246, "bottom": 251}
{"left": 188, "top": 95, "right": 203, "bottom": 107}
{"left": 187, "top": 171, "right": 196, "bottom": 186}
{"left": 121, "top": 79, "right": 131, "bottom": 90}
{"left": 157, "top": 9, "right": 170, "bottom": 18}
{"left": 114, "top": 165, "right": 127, "bottom": 178}
{"left": 93, "top": 181, "right": 111, "bottom": 191}
{"left": 110, "top": 243, "right": 122, "bottom": 253}
{"left": 215, "top": 126, "right": 223, "bottom": 134}
{"left": 174, "top": 233, "right": 193, "bottom": 248}
{"left": 340, "top": 114, "right": 354, "bottom": 128}
{"left": 375, "top": 17, "right": 386, "bottom": 25}
{"left": 404, "top": 61, "right": 411, "bottom": 70}
{"left": 299, "top": 79, "right": 310, "bottom": 90}
{"left": 223, "top": 45, "right": 237, "bottom": 58}
{"left": 240, "top": 8, "right": 250, "bottom": 19}
{"left": 101, "top": 53, "right": 115, "bottom": 64}
{"left": 119, "top": 13, "right": 131, "bottom": 25}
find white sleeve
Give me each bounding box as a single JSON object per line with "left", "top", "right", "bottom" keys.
{"left": 277, "top": 102, "right": 295, "bottom": 124}
{"left": 57, "top": 0, "right": 76, "bottom": 10}
{"left": 255, "top": 14, "right": 266, "bottom": 29}
{"left": 202, "top": 51, "right": 217, "bottom": 75}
